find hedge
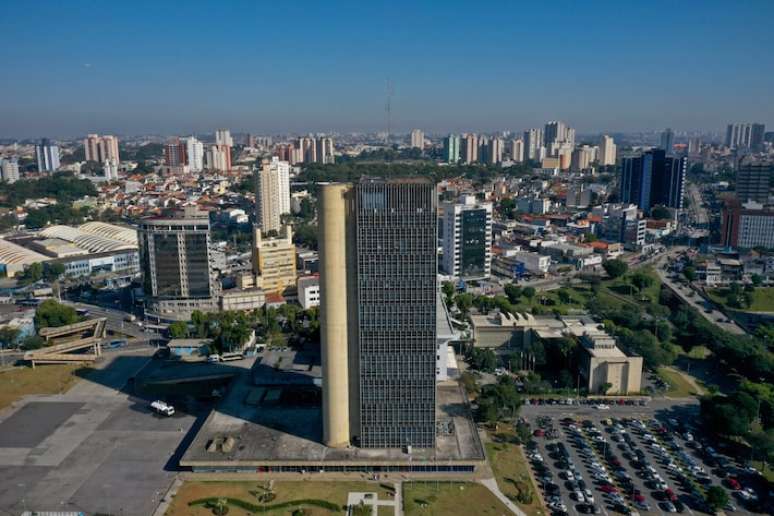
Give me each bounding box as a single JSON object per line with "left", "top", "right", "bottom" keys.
{"left": 189, "top": 497, "right": 342, "bottom": 512}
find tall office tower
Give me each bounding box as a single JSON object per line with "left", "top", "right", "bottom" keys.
{"left": 137, "top": 206, "right": 219, "bottom": 321}
{"left": 255, "top": 157, "right": 290, "bottom": 234}
{"left": 0, "top": 157, "right": 20, "bottom": 183}
{"left": 601, "top": 204, "right": 646, "bottom": 249}
{"left": 315, "top": 137, "right": 335, "bottom": 164}
{"left": 660, "top": 128, "right": 675, "bottom": 154}
{"left": 735, "top": 162, "right": 772, "bottom": 203}
{"left": 544, "top": 121, "right": 575, "bottom": 150}
{"left": 83, "top": 134, "right": 120, "bottom": 164}
{"left": 164, "top": 138, "right": 187, "bottom": 166}
{"left": 184, "top": 136, "right": 204, "bottom": 172}
{"left": 523, "top": 128, "right": 544, "bottom": 161}
{"left": 443, "top": 134, "right": 460, "bottom": 163}
{"left": 726, "top": 123, "right": 766, "bottom": 150}
{"left": 215, "top": 129, "right": 233, "bottom": 147}
{"left": 620, "top": 149, "right": 686, "bottom": 212}
{"left": 441, "top": 194, "right": 493, "bottom": 280}
{"left": 319, "top": 178, "right": 437, "bottom": 449}
{"left": 599, "top": 135, "right": 617, "bottom": 166}
{"left": 721, "top": 200, "right": 774, "bottom": 249}
{"left": 410, "top": 129, "right": 425, "bottom": 150}
{"left": 461, "top": 133, "right": 478, "bottom": 163}
{"left": 252, "top": 224, "right": 297, "bottom": 294}
{"left": 511, "top": 138, "right": 524, "bottom": 162}
{"left": 35, "top": 139, "right": 60, "bottom": 173}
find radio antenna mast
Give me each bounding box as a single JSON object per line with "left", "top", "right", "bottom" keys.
{"left": 385, "top": 79, "right": 394, "bottom": 144}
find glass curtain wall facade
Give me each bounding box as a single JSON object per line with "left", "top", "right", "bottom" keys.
{"left": 354, "top": 179, "right": 437, "bottom": 448}
{"left": 459, "top": 209, "right": 487, "bottom": 278}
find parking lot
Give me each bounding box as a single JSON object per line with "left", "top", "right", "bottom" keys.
{"left": 521, "top": 401, "right": 770, "bottom": 515}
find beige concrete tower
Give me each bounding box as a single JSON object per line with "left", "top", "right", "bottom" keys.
{"left": 319, "top": 183, "right": 351, "bottom": 448}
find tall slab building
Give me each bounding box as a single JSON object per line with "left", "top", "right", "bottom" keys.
{"left": 319, "top": 178, "right": 437, "bottom": 449}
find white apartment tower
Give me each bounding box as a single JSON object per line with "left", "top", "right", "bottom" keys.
{"left": 441, "top": 195, "right": 493, "bottom": 280}
{"left": 599, "top": 135, "right": 617, "bottom": 166}
{"left": 184, "top": 136, "right": 204, "bottom": 172}
{"left": 255, "top": 157, "right": 291, "bottom": 234}
{"left": 410, "top": 129, "right": 425, "bottom": 150}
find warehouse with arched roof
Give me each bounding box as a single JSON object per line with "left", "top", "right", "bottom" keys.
{"left": 78, "top": 222, "right": 138, "bottom": 246}
{"left": 39, "top": 225, "right": 137, "bottom": 253}
{"left": 0, "top": 239, "right": 50, "bottom": 277}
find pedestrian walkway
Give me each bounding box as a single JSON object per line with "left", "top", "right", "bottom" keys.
{"left": 480, "top": 477, "right": 527, "bottom": 516}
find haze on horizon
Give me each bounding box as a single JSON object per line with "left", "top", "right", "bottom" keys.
{"left": 1, "top": 0, "right": 772, "bottom": 139}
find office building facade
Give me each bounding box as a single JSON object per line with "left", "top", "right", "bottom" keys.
{"left": 252, "top": 224, "right": 296, "bottom": 294}
{"left": 138, "top": 206, "right": 218, "bottom": 321}
{"left": 721, "top": 200, "right": 774, "bottom": 249}
{"left": 441, "top": 195, "right": 492, "bottom": 280}
{"left": 620, "top": 149, "right": 686, "bottom": 212}
{"left": 735, "top": 162, "right": 772, "bottom": 203}
{"left": 319, "top": 179, "right": 437, "bottom": 449}
{"left": 660, "top": 128, "right": 674, "bottom": 154}
{"left": 0, "top": 157, "right": 20, "bottom": 183}
{"left": 726, "top": 123, "right": 765, "bottom": 150}
{"left": 443, "top": 134, "right": 460, "bottom": 163}
{"left": 35, "top": 139, "right": 60, "bottom": 173}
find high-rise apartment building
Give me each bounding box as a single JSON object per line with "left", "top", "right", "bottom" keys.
{"left": 184, "top": 136, "right": 204, "bottom": 172}
{"left": 544, "top": 121, "right": 575, "bottom": 153}
{"left": 206, "top": 145, "right": 230, "bottom": 171}
{"left": 35, "top": 139, "right": 60, "bottom": 173}
{"left": 252, "top": 224, "right": 296, "bottom": 294}
{"left": 315, "top": 137, "right": 335, "bottom": 164}
{"left": 735, "top": 162, "right": 772, "bottom": 203}
{"left": 660, "top": 128, "right": 675, "bottom": 154}
{"left": 410, "top": 129, "right": 424, "bottom": 150}
{"left": 461, "top": 133, "right": 478, "bottom": 164}
{"left": 255, "top": 157, "right": 290, "bottom": 234}
{"left": 215, "top": 129, "right": 233, "bottom": 147}
{"left": 511, "top": 138, "right": 524, "bottom": 162}
{"left": 0, "top": 157, "right": 20, "bottom": 183}
{"left": 485, "top": 137, "right": 503, "bottom": 165}
{"left": 726, "top": 123, "right": 765, "bottom": 150}
{"left": 84, "top": 134, "right": 120, "bottom": 164}
{"left": 441, "top": 195, "right": 492, "bottom": 280}
{"left": 319, "top": 178, "right": 437, "bottom": 449}
{"left": 523, "top": 128, "right": 544, "bottom": 161}
{"left": 138, "top": 206, "right": 218, "bottom": 321}
{"left": 620, "top": 149, "right": 686, "bottom": 212}
{"left": 571, "top": 146, "right": 594, "bottom": 172}
{"left": 721, "top": 200, "right": 774, "bottom": 249}
{"left": 443, "top": 134, "right": 460, "bottom": 163}
{"left": 164, "top": 138, "right": 187, "bottom": 167}
{"left": 599, "top": 135, "right": 617, "bottom": 166}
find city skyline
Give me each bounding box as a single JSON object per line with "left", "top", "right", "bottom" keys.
{"left": 1, "top": 0, "right": 773, "bottom": 138}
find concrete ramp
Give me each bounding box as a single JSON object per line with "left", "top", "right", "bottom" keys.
{"left": 25, "top": 318, "right": 107, "bottom": 367}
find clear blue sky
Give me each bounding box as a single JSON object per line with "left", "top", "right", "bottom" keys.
{"left": 1, "top": 0, "right": 773, "bottom": 138}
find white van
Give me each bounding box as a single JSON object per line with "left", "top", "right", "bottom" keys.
{"left": 150, "top": 400, "right": 175, "bottom": 416}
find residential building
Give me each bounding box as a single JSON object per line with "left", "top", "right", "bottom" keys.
{"left": 620, "top": 149, "right": 686, "bottom": 212}
{"left": 726, "top": 123, "right": 765, "bottom": 150}
{"left": 461, "top": 133, "right": 478, "bottom": 163}
{"left": 523, "top": 128, "right": 544, "bottom": 161}
{"left": 252, "top": 224, "right": 296, "bottom": 295}
{"left": 184, "top": 136, "right": 204, "bottom": 173}
{"left": 721, "top": 200, "right": 774, "bottom": 249}
{"left": 138, "top": 206, "right": 219, "bottom": 322}
{"left": 315, "top": 137, "right": 335, "bottom": 164}
{"left": 297, "top": 274, "right": 320, "bottom": 309}
{"left": 0, "top": 157, "right": 20, "bottom": 183}
{"left": 319, "top": 178, "right": 437, "bottom": 449}
{"left": 83, "top": 134, "right": 120, "bottom": 164}
{"left": 443, "top": 134, "right": 460, "bottom": 163}
{"left": 103, "top": 159, "right": 119, "bottom": 181}
{"left": 441, "top": 194, "right": 493, "bottom": 280}
{"left": 544, "top": 121, "right": 575, "bottom": 151}
{"left": 660, "top": 128, "right": 674, "bottom": 154}
{"left": 206, "top": 144, "right": 230, "bottom": 171}
{"left": 735, "top": 161, "right": 772, "bottom": 203}
{"left": 600, "top": 204, "right": 646, "bottom": 249}
{"left": 410, "top": 129, "right": 424, "bottom": 150}
{"left": 255, "top": 157, "right": 290, "bottom": 234}
{"left": 511, "top": 138, "right": 524, "bottom": 162}
{"left": 571, "top": 146, "right": 594, "bottom": 172}
{"left": 215, "top": 129, "right": 233, "bottom": 147}
{"left": 599, "top": 135, "right": 616, "bottom": 166}
{"left": 164, "top": 138, "right": 187, "bottom": 167}
{"left": 566, "top": 184, "right": 592, "bottom": 207}
{"left": 35, "top": 139, "right": 60, "bottom": 172}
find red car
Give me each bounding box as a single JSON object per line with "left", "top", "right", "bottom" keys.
{"left": 664, "top": 488, "right": 677, "bottom": 502}
{"left": 600, "top": 484, "right": 618, "bottom": 494}
{"left": 633, "top": 494, "right": 646, "bottom": 503}
{"left": 533, "top": 429, "right": 545, "bottom": 437}
{"left": 726, "top": 478, "right": 741, "bottom": 490}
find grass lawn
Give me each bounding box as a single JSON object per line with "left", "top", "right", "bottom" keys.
{"left": 709, "top": 287, "right": 774, "bottom": 312}
{"left": 485, "top": 431, "right": 545, "bottom": 516}
{"left": 657, "top": 367, "right": 704, "bottom": 397}
{"left": 403, "top": 481, "right": 512, "bottom": 516}
{"left": 166, "top": 480, "right": 395, "bottom": 516}
{"left": 0, "top": 364, "right": 85, "bottom": 410}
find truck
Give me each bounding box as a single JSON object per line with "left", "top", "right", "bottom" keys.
{"left": 150, "top": 400, "right": 175, "bottom": 416}
{"left": 221, "top": 351, "right": 244, "bottom": 362}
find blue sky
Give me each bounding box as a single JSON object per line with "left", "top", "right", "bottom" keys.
{"left": 1, "top": 0, "right": 773, "bottom": 138}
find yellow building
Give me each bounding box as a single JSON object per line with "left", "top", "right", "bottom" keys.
{"left": 253, "top": 225, "right": 296, "bottom": 295}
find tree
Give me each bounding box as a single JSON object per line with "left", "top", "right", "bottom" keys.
{"left": 522, "top": 287, "right": 536, "bottom": 299}
{"left": 34, "top": 299, "right": 79, "bottom": 329}
{"left": 751, "top": 274, "right": 763, "bottom": 287}
{"left": 442, "top": 281, "right": 456, "bottom": 304}
{"left": 168, "top": 321, "right": 189, "bottom": 339}
{"left": 683, "top": 266, "right": 696, "bottom": 281}
{"left": 705, "top": 485, "right": 728, "bottom": 513}
{"left": 504, "top": 283, "right": 522, "bottom": 304}
{"left": 630, "top": 271, "right": 655, "bottom": 292}
{"left": 650, "top": 205, "right": 672, "bottom": 220}
{"left": 603, "top": 259, "right": 628, "bottom": 279}
{"left": 0, "top": 326, "right": 20, "bottom": 349}
{"left": 43, "top": 262, "right": 65, "bottom": 282}
{"left": 19, "top": 335, "right": 45, "bottom": 350}
{"left": 455, "top": 293, "right": 474, "bottom": 314}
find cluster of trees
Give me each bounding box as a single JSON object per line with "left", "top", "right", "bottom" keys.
{"left": 168, "top": 310, "right": 254, "bottom": 354}
{"left": 476, "top": 376, "right": 522, "bottom": 424}
{"left": 716, "top": 282, "right": 755, "bottom": 309}
{"left": 466, "top": 347, "right": 497, "bottom": 372}
{"left": 16, "top": 262, "right": 65, "bottom": 286}
{"left": 602, "top": 259, "right": 628, "bottom": 279}
{"left": 0, "top": 173, "right": 97, "bottom": 208}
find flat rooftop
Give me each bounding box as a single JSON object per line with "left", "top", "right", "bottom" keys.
{"left": 180, "top": 353, "right": 484, "bottom": 469}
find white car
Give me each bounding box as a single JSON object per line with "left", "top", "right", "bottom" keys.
{"left": 564, "top": 471, "right": 575, "bottom": 481}
{"left": 594, "top": 404, "right": 610, "bottom": 410}
{"left": 548, "top": 501, "right": 567, "bottom": 512}
{"left": 583, "top": 490, "right": 594, "bottom": 503}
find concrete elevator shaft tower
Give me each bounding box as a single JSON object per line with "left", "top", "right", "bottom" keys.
{"left": 319, "top": 183, "right": 353, "bottom": 448}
